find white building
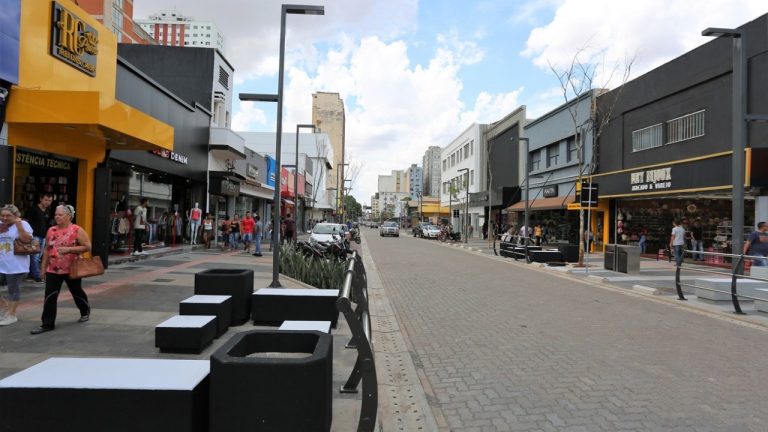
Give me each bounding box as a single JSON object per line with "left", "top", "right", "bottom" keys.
{"left": 136, "top": 10, "right": 226, "bottom": 53}
{"left": 377, "top": 170, "right": 408, "bottom": 221}
{"left": 440, "top": 124, "right": 487, "bottom": 235}
{"left": 422, "top": 146, "right": 441, "bottom": 196}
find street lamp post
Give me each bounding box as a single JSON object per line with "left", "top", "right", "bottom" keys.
{"left": 239, "top": 4, "right": 323, "bottom": 288}
{"left": 337, "top": 163, "right": 350, "bottom": 222}
{"left": 458, "top": 168, "right": 469, "bottom": 242}
{"left": 294, "top": 124, "right": 315, "bottom": 234}
{"left": 518, "top": 138, "right": 531, "bottom": 260}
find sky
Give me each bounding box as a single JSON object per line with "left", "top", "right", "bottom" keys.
{"left": 133, "top": 0, "right": 766, "bottom": 205}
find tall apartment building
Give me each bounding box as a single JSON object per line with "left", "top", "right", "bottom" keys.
{"left": 422, "top": 146, "right": 442, "bottom": 196}
{"left": 312, "top": 92, "right": 346, "bottom": 193}
{"left": 135, "top": 10, "right": 226, "bottom": 52}
{"left": 377, "top": 170, "right": 407, "bottom": 218}
{"left": 404, "top": 164, "right": 423, "bottom": 197}
{"left": 79, "top": 0, "right": 155, "bottom": 44}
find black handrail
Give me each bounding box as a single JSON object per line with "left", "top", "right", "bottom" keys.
{"left": 336, "top": 251, "right": 377, "bottom": 432}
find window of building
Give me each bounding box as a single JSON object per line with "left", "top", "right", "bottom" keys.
{"left": 566, "top": 137, "right": 578, "bottom": 162}
{"left": 184, "top": 42, "right": 189, "bottom": 45}
{"left": 451, "top": 153, "right": 455, "bottom": 166}
{"left": 184, "top": 24, "right": 190, "bottom": 29}
{"left": 667, "top": 110, "right": 705, "bottom": 144}
{"left": 531, "top": 150, "right": 541, "bottom": 171}
{"left": 547, "top": 144, "right": 559, "bottom": 168}
{"left": 207, "top": 26, "right": 211, "bottom": 29}
{"left": 470, "top": 170, "right": 474, "bottom": 185}
{"left": 205, "top": 42, "right": 211, "bottom": 45}
{"left": 193, "top": 25, "right": 198, "bottom": 29}
{"left": 443, "top": 160, "right": 446, "bottom": 171}
{"left": 112, "top": 9, "right": 122, "bottom": 29}
{"left": 113, "top": 0, "right": 123, "bottom": 9}
{"left": 470, "top": 140, "right": 474, "bottom": 156}
{"left": 632, "top": 123, "right": 663, "bottom": 152}
{"left": 464, "top": 144, "right": 469, "bottom": 159}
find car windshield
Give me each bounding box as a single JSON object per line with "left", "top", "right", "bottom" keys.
{"left": 312, "top": 224, "right": 340, "bottom": 234}
{"left": 383, "top": 222, "right": 398, "bottom": 227}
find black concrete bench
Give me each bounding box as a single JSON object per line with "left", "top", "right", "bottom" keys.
{"left": 194, "top": 269, "right": 253, "bottom": 325}
{"left": 0, "top": 357, "right": 209, "bottom": 432}
{"left": 529, "top": 249, "right": 564, "bottom": 263}
{"left": 180, "top": 294, "right": 232, "bottom": 337}
{"left": 155, "top": 315, "right": 217, "bottom": 354}
{"left": 252, "top": 288, "right": 340, "bottom": 328}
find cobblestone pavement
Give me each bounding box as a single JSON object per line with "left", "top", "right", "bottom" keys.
{"left": 363, "top": 229, "right": 768, "bottom": 432}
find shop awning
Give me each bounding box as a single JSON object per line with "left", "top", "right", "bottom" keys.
{"left": 7, "top": 88, "right": 174, "bottom": 151}
{"left": 507, "top": 195, "right": 576, "bottom": 211}
{"left": 282, "top": 199, "right": 295, "bottom": 206}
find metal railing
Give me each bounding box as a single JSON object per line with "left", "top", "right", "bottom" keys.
{"left": 336, "top": 251, "right": 377, "bottom": 432}
{"left": 674, "top": 249, "right": 768, "bottom": 315}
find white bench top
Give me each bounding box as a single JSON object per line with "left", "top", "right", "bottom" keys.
{"left": 279, "top": 320, "right": 331, "bottom": 333}
{"left": 157, "top": 315, "right": 216, "bottom": 328}
{"left": 0, "top": 358, "right": 209, "bottom": 390}
{"left": 180, "top": 295, "right": 232, "bottom": 304}
{"left": 254, "top": 288, "right": 340, "bottom": 297}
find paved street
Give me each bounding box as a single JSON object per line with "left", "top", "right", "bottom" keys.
{"left": 363, "top": 228, "right": 768, "bottom": 431}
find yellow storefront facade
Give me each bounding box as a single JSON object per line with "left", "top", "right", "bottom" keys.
{"left": 4, "top": 0, "right": 173, "bottom": 238}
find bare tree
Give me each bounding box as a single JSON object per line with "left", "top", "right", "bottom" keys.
{"left": 548, "top": 49, "right": 635, "bottom": 266}
{"left": 310, "top": 135, "right": 330, "bottom": 214}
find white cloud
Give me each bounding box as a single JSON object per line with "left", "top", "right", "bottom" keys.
{"left": 231, "top": 103, "right": 267, "bottom": 131}
{"left": 522, "top": 0, "right": 767, "bottom": 86}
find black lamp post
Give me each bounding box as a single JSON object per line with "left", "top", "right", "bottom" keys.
{"left": 239, "top": 4, "right": 323, "bottom": 288}
{"left": 457, "top": 168, "right": 469, "bottom": 242}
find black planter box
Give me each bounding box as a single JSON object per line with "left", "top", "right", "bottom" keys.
{"left": 557, "top": 244, "right": 580, "bottom": 262}
{"left": 0, "top": 358, "right": 209, "bottom": 432}
{"left": 194, "top": 269, "right": 254, "bottom": 325}
{"left": 156, "top": 315, "right": 217, "bottom": 354}
{"left": 529, "top": 250, "right": 563, "bottom": 263}
{"left": 209, "top": 330, "right": 333, "bottom": 432}
{"left": 251, "top": 288, "right": 340, "bottom": 328}
{"left": 180, "top": 295, "right": 233, "bottom": 337}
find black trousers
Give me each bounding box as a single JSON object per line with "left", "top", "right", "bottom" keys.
{"left": 133, "top": 228, "right": 145, "bottom": 252}
{"left": 40, "top": 272, "right": 90, "bottom": 329}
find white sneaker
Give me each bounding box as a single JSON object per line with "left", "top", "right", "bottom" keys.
{"left": 131, "top": 251, "right": 140, "bottom": 256}
{"left": 140, "top": 251, "right": 149, "bottom": 256}
{"left": 0, "top": 315, "right": 18, "bottom": 326}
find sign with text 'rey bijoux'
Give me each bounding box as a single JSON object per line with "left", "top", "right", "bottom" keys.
{"left": 50, "top": 2, "right": 98, "bottom": 76}
{"left": 630, "top": 167, "right": 672, "bottom": 192}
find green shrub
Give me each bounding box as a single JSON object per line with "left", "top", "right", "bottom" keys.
{"left": 279, "top": 244, "right": 346, "bottom": 289}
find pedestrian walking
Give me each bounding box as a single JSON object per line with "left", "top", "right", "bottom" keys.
{"left": 482, "top": 221, "right": 488, "bottom": 240}
{"left": 24, "top": 193, "right": 53, "bottom": 283}
{"left": 284, "top": 214, "right": 295, "bottom": 244}
{"left": 240, "top": 211, "right": 255, "bottom": 253}
{"left": 30, "top": 205, "right": 92, "bottom": 334}
{"left": 132, "top": 197, "right": 148, "bottom": 256}
{"left": 638, "top": 228, "right": 647, "bottom": 254}
{"left": 230, "top": 214, "right": 240, "bottom": 251}
{"left": 252, "top": 215, "right": 264, "bottom": 257}
{"left": 0, "top": 204, "right": 34, "bottom": 326}
{"left": 534, "top": 224, "right": 543, "bottom": 246}
{"left": 669, "top": 219, "right": 686, "bottom": 267}
{"left": 202, "top": 214, "right": 214, "bottom": 249}
{"left": 689, "top": 220, "right": 704, "bottom": 261}
{"left": 583, "top": 229, "right": 594, "bottom": 254}
{"left": 467, "top": 224, "right": 473, "bottom": 239}
{"left": 744, "top": 221, "right": 768, "bottom": 267}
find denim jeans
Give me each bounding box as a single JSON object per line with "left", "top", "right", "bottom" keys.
{"left": 673, "top": 245, "right": 684, "bottom": 267}
{"left": 28, "top": 236, "right": 46, "bottom": 280}
{"left": 254, "top": 234, "right": 262, "bottom": 255}
{"left": 691, "top": 239, "right": 704, "bottom": 260}
{"left": 752, "top": 254, "right": 768, "bottom": 267}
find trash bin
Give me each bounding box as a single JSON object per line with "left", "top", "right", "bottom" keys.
{"left": 557, "top": 244, "right": 579, "bottom": 263}
{"left": 194, "top": 269, "right": 253, "bottom": 325}
{"left": 617, "top": 245, "right": 640, "bottom": 274}
{"left": 604, "top": 245, "right": 616, "bottom": 271}
{"left": 209, "top": 330, "right": 333, "bottom": 432}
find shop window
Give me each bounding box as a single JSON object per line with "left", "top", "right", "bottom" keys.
{"left": 531, "top": 150, "right": 541, "bottom": 171}
{"left": 632, "top": 123, "right": 663, "bottom": 152}
{"left": 547, "top": 144, "right": 559, "bottom": 168}
{"left": 667, "top": 110, "right": 705, "bottom": 144}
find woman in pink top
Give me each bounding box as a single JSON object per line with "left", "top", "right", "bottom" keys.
{"left": 31, "top": 205, "right": 93, "bottom": 335}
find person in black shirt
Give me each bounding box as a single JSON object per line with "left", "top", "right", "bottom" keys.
{"left": 25, "top": 193, "right": 53, "bottom": 282}
{"left": 689, "top": 220, "right": 704, "bottom": 261}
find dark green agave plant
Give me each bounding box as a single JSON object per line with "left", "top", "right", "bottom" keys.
{"left": 279, "top": 244, "right": 346, "bottom": 290}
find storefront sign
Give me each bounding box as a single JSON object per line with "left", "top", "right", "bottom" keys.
{"left": 265, "top": 156, "right": 276, "bottom": 187}
{"left": 210, "top": 179, "right": 240, "bottom": 196}
{"left": 543, "top": 185, "right": 558, "bottom": 198}
{"left": 16, "top": 150, "right": 72, "bottom": 171}
{"left": 246, "top": 164, "right": 259, "bottom": 179}
{"left": 50, "top": 2, "right": 98, "bottom": 77}
{"left": 630, "top": 167, "right": 672, "bottom": 192}
{"left": 150, "top": 149, "right": 189, "bottom": 165}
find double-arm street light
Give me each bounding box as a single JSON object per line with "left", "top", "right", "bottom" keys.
{"left": 337, "top": 163, "right": 350, "bottom": 221}
{"left": 294, "top": 124, "right": 316, "bottom": 233}
{"left": 457, "top": 168, "right": 469, "bottom": 243}
{"left": 239, "top": 4, "right": 324, "bottom": 288}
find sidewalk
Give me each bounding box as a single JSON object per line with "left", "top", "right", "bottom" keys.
{"left": 441, "top": 239, "right": 768, "bottom": 328}
{"left": 0, "top": 247, "right": 366, "bottom": 431}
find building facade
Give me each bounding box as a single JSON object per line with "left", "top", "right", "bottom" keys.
{"left": 79, "top": 0, "right": 156, "bottom": 44}
{"left": 405, "top": 164, "right": 423, "bottom": 197}
{"left": 440, "top": 124, "right": 486, "bottom": 236}
{"left": 312, "top": 92, "right": 345, "bottom": 199}
{"left": 135, "top": 10, "right": 226, "bottom": 52}
{"left": 422, "top": 145, "right": 442, "bottom": 196}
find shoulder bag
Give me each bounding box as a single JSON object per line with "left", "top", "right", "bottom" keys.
{"left": 13, "top": 238, "right": 41, "bottom": 256}
{"left": 70, "top": 256, "right": 105, "bottom": 279}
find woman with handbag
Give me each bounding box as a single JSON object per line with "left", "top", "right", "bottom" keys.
{"left": 31, "top": 205, "right": 92, "bottom": 335}
{"left": 0, "top": 204, "right": 35, "bottom": 326}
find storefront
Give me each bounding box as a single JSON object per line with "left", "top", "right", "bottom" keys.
{"left": 4, "top": 0, "right": 174, "bottom": 261}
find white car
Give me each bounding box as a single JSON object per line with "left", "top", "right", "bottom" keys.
{"left": 421, "top": 225, "right": 441, "bottom": 239}
{"left": 379, "top": 221, "right": 400, "bottom": 237}
{"left": 309, "top": 223, "right": 347, "bottom": 246}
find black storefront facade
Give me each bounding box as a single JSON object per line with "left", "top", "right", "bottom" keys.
{"left": 105, "top": 57, "right": 210, "bottom": 253}
{"left": 482, "top": 107, "right": 525, "bottom": 231}
{"left": 594, "top": 14, "right": 768, "bottom": 258}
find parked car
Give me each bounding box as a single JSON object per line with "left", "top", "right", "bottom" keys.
{"left": 309, "top": 223, "right": 347, "bottom": 246}
{"left": 421, "top": 224, "right": 441, "bottom": 239}
{"left": 412, "top": 223, "right": 427, "bottom": 237}
{"left": 379, "top": 221, "right": 400, "bottom": 237}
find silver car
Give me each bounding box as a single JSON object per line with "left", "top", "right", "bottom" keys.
{"left": 379, "top": 221, "right": 400, "bottom": 237}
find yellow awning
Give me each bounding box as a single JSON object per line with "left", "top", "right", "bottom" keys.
{"left": 7, "top": 88, "right": 174, "bottom": 151}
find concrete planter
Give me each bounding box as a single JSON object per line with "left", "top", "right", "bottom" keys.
{"left": 195, "top": 269, "right": 253, "bottom": 325}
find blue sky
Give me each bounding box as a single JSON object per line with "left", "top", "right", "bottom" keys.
{"left": 134, "top": 0, "right": 767, "bottom": 204}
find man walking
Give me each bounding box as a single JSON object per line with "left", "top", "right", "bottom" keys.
{"left": 25, "top": 193, "right": 53, "bottom": 282}
{"left": 283, "top": 214, "right": 296, "bottom": 244}
{"left": 132, "top": 198, "right": 149, "bottom": 256}
{"left": 689, "top": 220, "right": 704, "bottom": 261}
{"left": 252, "top": 215, "right": 263, "bottom": 257}
{"left": 669, "top": 219, "right": 686, "bottom": 267}
{"left": 240, "top": 211, "right": 255, "bottom": 253}
{"left": 744, "top": 222, "right": 768, "bottom": 267}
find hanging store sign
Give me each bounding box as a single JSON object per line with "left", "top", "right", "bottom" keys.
{"left": 630, "top": 167, "right": 672, "bottom": 192}
{"left": 50, "top": 2, "right": 99, "bottom": 76}
{"left": 246, "top": 164, "right": 259, "bottom": 179}
{"left": 542, "top": 185, "right": 558, "bottom": 198}
{"left": 16, "top": 150, "right": 72, "bottom": 171}
{"left": 150, "top": 149, "right": 189, "bottom": 164}
{"left": 210, "top": 179, "right": 240, "bottom": 196}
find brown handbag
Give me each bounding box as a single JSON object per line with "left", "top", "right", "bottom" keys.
{"left": 69, "top": 256, "right": 105, "bottom": 279}
{"left": 13, "top": 238, "right": 41, "bottom": 255}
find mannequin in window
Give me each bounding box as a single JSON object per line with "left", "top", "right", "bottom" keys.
{"left": 188, "top": 203, "right": 202, "bottom": 245}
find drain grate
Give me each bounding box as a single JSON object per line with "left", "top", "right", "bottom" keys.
{"left": 152, "top": 278, "right": 175, "bottom": 283}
